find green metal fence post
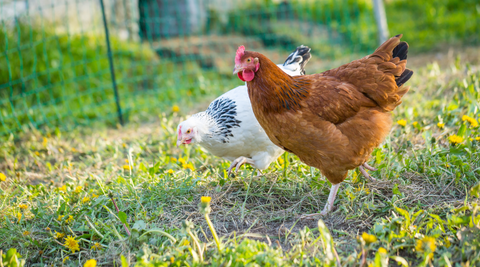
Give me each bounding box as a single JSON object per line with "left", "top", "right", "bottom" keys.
{"left": 99, "top": 0, "right": 124, "bottom": 126}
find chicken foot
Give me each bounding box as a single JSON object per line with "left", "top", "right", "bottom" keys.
{"left": 359, "top": 165, "right": 377, "bottom": 181}
{"left": 362, "top": 162, "right": 377, "bottom": 171}
{"left": 300, "top": 183, "right": 341, "bottom": 219}
{"left": 227, "top": 156, "right": 255, "bottom": 176}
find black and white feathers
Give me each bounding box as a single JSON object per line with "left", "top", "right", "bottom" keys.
{"left": 177, "top": 46, "right": 311, "bottom": 173}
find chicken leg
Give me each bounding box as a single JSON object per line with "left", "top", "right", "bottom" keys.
{"left": 359, "top": 162, "right": 377, "bottom": 181}
{"left": 300, "top": 183, "right": 341, "bottom": 219}
{"left": 227, "top": 156, "right": 255, "bottom": 176}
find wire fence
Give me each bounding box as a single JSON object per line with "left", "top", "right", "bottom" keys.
{"left": 1, "top": 0, "right": 479, "bottom": 137}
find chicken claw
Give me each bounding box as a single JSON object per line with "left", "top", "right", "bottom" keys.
{"left": 359, "top": 166, "right": 377, "bottom": 182}
{"left": 300, "top": 183, "right": 341, "bottom": 219}
{"left": 227, "top": 156, "right": 255, "bottom": 176}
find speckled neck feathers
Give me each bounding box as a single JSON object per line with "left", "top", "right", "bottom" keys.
{"left": 193, "top": 98, "right": 241, "bottom": 143}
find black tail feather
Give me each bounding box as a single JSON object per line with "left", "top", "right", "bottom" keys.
{"left": 396, "top": 69, "right": 413, "bottom": 87}
{"left": 393, "top": 41, "right": 408, "bottom": 61}
{"left": 283, "top": 45, "right": 312, "bottom": 75}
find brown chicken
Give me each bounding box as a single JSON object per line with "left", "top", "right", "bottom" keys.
{"left": 233, "top": 35, "right": 413, "bottom": 217}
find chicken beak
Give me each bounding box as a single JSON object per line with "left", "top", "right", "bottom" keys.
{"left": 233, "top": 65, "right": 244, "bottom": 75}
{"left": 176, "top": 138, "right": 184, "bottom": 147}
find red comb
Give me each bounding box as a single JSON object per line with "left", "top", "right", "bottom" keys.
{"left": 235, "top": 45, "right": 245, "bottom": 65}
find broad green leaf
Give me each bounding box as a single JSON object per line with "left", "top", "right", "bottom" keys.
{"left": 392, "top": 184, "right": 401, "bottom": 196}
{"left": 121, "top": 255, "right": 129, "bottom": 267}
{"left": 390, "top": 256, "right": 409, "bottom": 267}
{"left": 470, "top": 183, "right": 480, "bottom": 198}
{"left": 395, "top": 207, "right": 411, "bottom": 228}
{"left": 133, "top": 220, "right": 147, "bottom": 231}
{"left": 317, "top": 220, "right": 337, "bottom": 266}
{"left": 374, "top": 248, "right": 389, "bottom": 267}
{"left": 118, "top": 211, "right": 128, "bottom": 224}
{"left": 457, "top": 123, "right": 467, "bottom": 137}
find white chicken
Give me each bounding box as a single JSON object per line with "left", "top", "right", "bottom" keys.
{"left": 177, "top": 46, "right": 312, "bottom": 175}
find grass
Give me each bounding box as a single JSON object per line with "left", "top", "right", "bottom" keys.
{"left": 0, "top": 23, "right": 236, "bottom": 136}
{"left": 1, "top": 49, "right": 480, "bottom": 266}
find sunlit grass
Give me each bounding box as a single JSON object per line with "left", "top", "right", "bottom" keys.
{"left": 1, "top": 56, "right": 480, "bottom": 266}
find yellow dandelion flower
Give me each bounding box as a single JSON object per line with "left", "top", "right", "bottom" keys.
{"left": 16, "top": 212, "right": 22, "bottom": 221}
{"left": 462, "top": 115, "right": 479, "bottom": 127}
{"left": 437, "top": 122, "right": 445, "bottom": 129}
{"left": 84, "top": 259, "right": 97, "bottom": 267}
{"left": 19, "top": 204, "right": 28, "bottom": 210}
{"left": 71, "top": 147, "right": 77, "bottom": 152}
{"left": 58, "top": 215, "right": 65, "bottom": 221}
{"left": 172, "top": 105, "right": 180, "bottom": 113}
{"left": 167, "top": 169, "right": 174, "bottom": 174}
{"left": 201, "top": 196, "right": 211, "bottom": 204}
{"left": 178, "top": 158, "right": 186, "bottom": 164}
{"left": 63, "top": 256, "right": 70, "bottom": 263}
{"left": 92, "top": 193, "right": 99, "bottom": 198}
{"left": 55, "top": 231, "right": 65, "bottom": 239}
{"left": 91, "top": 242, "right": 102, "bottom": 251}
{"left": 170, "top": 257, "right": 175, "bottom": 264}
{"left": 122, "top": 143, "right": 127, "bottom": 148}
{"left": 449, "top": 135, "right": 464, "bottom": 145}
{"left": 65, "top": 215, "right": 74, "bottom": 224}
{"left": 23, "top": 230, "right": 30, "bottom": 236}
{"left": 122, "top": 165, "right": 132, "bottom": 171}
{"left": 475, "top": 137, "right": 480, "bottom": 141}
{"left": 45, "top": 227, "right": 51, "bottom": 231}
{"left": 82, "top": 196, "right": 90, "bottom": 203}
{"left": 0, "top": 173, "right": 6, "bottom": 182}
{"left": 415, "top": 236, "right": 436, "bottom": 253}
{"left": 378, "top": 247, "right": 387, "bottom": 254}
{"left": 397, "top": 119, "right": 407, "bottom": 127}
{"left": 43, "top": 137, "right": 48, "bottom": 147}
{"left": 64, "top": 235, "right": 80, "bottom": 253}
{"left": 183, "top": 163, "right": 194, "bottom": 170}
{"left": 171, "top": 157, "right": 177, "bottom": 163}
{"left": 35, "top": 151, "right": 40, "bottom": 156}
{"left": 74, "top": 186, "right": 82, "bottom": 193}
{"left": 361, "top": 232, "right": 377, "bottom": 244}
{"left": 58, "top": 185, "right": 67, "bottom": 193}
{"left": 412, "top": 121, "right": 418, "bottom": 127}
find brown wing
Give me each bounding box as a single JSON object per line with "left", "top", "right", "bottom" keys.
{"left": 295, "top": 75, "right": 378, "bottom": 125}
{"left": 318, "top": 34, "right": 413, "bottom": 112}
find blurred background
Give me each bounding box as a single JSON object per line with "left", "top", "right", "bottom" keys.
{"left": 1, "top": 0, "right": 479, "bottom": 136}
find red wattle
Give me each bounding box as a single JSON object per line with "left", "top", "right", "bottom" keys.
{"left": 238, "top": 72, "right": 245, "bottom": 82}
{"left": 241, "top": 69, "right": 255, "bottom": 81}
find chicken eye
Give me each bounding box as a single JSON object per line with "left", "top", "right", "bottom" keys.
{"left": 247, "top": 58, "right": 251, "bottom": 63}
{"left": 186, "top": 129, "right": 191, "bottom": 134}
